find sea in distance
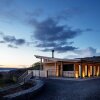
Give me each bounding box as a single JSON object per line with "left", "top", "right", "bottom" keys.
{"left": 0, "top": 68, "right": 17, "bottom": 72}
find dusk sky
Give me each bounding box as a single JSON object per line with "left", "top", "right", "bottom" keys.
{"left": 0, "top": 0, "right": 100, "bottom": 68}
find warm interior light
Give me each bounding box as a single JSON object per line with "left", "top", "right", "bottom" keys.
{"left": 75, "top": 71, "right": 78, "bottom": 78}
{"left": 82, "top": 72, "right": 85, "bottom": 78}
{"left": 56, "top": 69, "right": 59, "bottom": 76}
{"left": 97, "top": 72, "right": 99, "bottom": 76}
{"left": 97, "top": 67, "right": 99, "bottom": 76}
{"left": 88, "top": 72, "right": 90, "bottom": 77}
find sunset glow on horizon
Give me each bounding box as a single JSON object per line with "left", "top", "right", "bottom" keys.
{"left": 0, "top": 0, "right": 100, "bottom": 68}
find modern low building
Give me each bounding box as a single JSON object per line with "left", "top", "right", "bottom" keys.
{"left": 34, "top": 55, "right": 100, "bottom": 78}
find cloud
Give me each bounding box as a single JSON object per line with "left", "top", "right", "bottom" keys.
{"left": 3, "top": 35, "right": 16, "bottom": 42}
{"left": 42, "top": 46, "right": 77, "bottom": 53}
{"left": 31, "top": 17, "right": 90, "bottom": 53}
{"left": 0, "top": 65, "right": 4, "bottom": 66}
{"left": 0, "top": 32, "right": 4, "bottom": 36}
{"left": 74, "top": 47, "right": 97, "bottom": 57}
{"left": 66, "top": 47, "right": 100, "bottom": 58}
{"left": 0, "top": 4, "right": 94, "bottom": 52}
{"left": 3, "top": 35, "right": 26, "bottom": 45}
{"left": 0, "top": 41, "right": 5, "bottom": 43}
{"left": 0, "top": 32, "right": 27, "bottom": 48}
{"left": 8, "top": 44, "right": 18, "bottom": 48}
{"left": 85, "top": 28, "right": 93, "bottom": 32}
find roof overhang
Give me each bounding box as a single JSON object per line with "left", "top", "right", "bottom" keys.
{"left": 34, "top": 55, "right": 81, "bottom": 62}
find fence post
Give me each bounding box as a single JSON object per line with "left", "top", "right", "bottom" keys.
{"left": 47, "top": 70, "right": 48, "bottom": 78}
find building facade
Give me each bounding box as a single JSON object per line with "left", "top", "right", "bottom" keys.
{"left": 34, "top": 55, "right": 100, "bottom": 78}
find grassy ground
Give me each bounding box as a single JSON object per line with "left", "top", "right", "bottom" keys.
{"left": 0, "top": 79, "right": 5, "bottom": 88}
{"left": 0, "top": 78, "right": 16, "bottom": 88}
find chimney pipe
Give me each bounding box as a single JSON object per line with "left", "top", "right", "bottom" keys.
{"left": 52, "top": 50, "right": 54, "bottom": 58}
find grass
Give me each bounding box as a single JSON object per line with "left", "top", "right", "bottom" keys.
{"left": 0, "top": 79, "right": 5, "bottom": 88}
{"left": 0, "top": 78, "right": 16, "bottom": 88}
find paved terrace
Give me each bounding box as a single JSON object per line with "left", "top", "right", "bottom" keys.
{"left": 33, "top": 78, "right": 100, "bottom": 100}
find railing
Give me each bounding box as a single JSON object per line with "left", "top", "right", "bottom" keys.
{"left": 63, "top": 71, "right": 75, "bottom": 77}
{"left": 18, "top": 71, "right": 28, "bottom": 82}
{"left": 47, "top": 69, "right": 57, "bottom": 77}
{"left": 24, "top": 72, "right": 33, "bottom": 82}
{"left": 18, "top": 70, "right": 32, "bottom": 83}
{"left": 27, "top": 70, "right": 76, "bottom": 78}
{"left": 28, "top": 70, "right": 47, "bottom": 77}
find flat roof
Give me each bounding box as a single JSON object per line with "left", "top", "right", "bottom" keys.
{"left": 34, "top": 55, "right": 81, "bottom": 62}
{"left": 34, "top": 55, "right": 100, "bottom": 63}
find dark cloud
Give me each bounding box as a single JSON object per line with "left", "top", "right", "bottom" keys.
{"left": 8, "top": 44, "right": 18, "bottom": 48}
{"left": 14, "top": 39, "right": 25, "bottom": 45}
{"left": 0, "top": 41, "right": 5, "bottom": 43}
{"left": 42, "top": 46, "right": 77, "bottom": 53}
{"left": 85, "top": 28, "right": 93, "bottom": 32}
{"left": 30, "top": 17, "right": 85, "bottom": 52}
{"left": 0, "top": 32, "right": 27, "bottom": 48}
{"left": 3, "top": 35, "right": 16, "bottom": 42}
{"left": 31, "top": 16, "right": 93, "bottom": 53}
{"left": 3, "top": 35, "right": 26, "bottom": 45}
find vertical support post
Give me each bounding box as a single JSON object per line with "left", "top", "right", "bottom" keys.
{"left": 55, "top": 62, "right": 57, "bottom": 77}
{"left": 74, "top": 63, "right": 77, "bottom": 78}
{"left": 92, "top": 65, "right": 94, "bottom": 77}
{"left": 60, "top": 61, "right": 63, "bottom": 77}
{"left": 32, "top": 70, "right": 33, "bottom": 78}
{"left": 87, "top": 65, "right": 88, "bottom": 77}
{"left": 99, "top": 66, "right": 100, "bottom": 76}
{"left": 88, "top": 65, "right": 91, "bottom": 77}
{"left": 74, "top": 63, "right": 75, "bottom": 74}
{"left": 80, "top": 61, "right": 83, "bottom": 78}
{"left": 60, "top": 62, "right": 63, "bottom": 76}
{"left": 47, "top": 70, "right": 48, "bottom": 78}
{"left": 40, "top": 58, "right": 42, "bottom": 70}
{"left": 97, "top": 66, "right": 99, "bottom": 76}
{"left": 39, "top": 58, "right": 42, "bottom": 78}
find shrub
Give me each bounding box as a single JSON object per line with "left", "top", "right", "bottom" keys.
{"left": 0, "top": 73, "right": 3, "bottom": 79}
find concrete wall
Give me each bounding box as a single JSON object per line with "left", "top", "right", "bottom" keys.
{"left": 43, "top": 63, "right": 56, "bottom": 71}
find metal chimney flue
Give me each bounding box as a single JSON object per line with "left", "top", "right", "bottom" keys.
{"left": 52, "top": 50, "right": 54, "bottom": 58}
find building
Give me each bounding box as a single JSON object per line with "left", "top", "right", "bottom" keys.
{"left": 33, "top": 55, "right": 100, "bottom": 78}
